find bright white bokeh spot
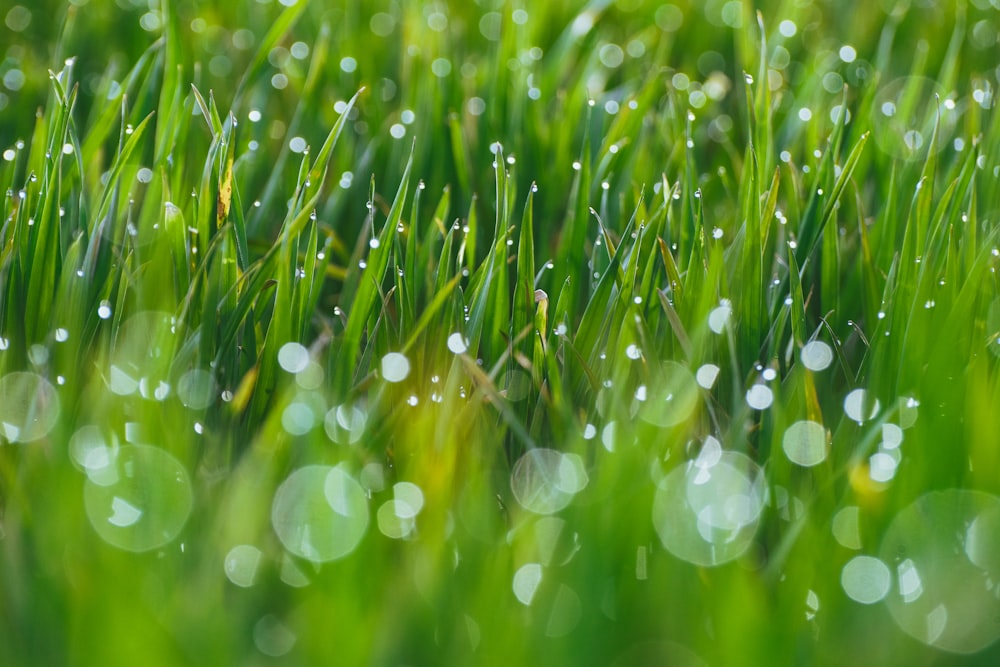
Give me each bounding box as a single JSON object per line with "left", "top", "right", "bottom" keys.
{"left": 844, "top": 389, "right": 880, "bottom": 424}
{"left": 708, "top": 301, "right": 732, "bottom": 334}
{"left": 779, "top": 19, "right": 797, "bottom": 37}
{"left": 381, "top": 352, "right": 411, "bottom": 383}
{"left": 882, "top": 423, "right": 904, "bottom": 449}
{"left": 868, "top": 452, "right": 897, "bottom": 483}
{"left": 841, "top": 555, "right": 890, "bottom": 604}
{"left": 782, "top": 420, "right": 827, "bottom": 466}
{"left": 278, "top": 342, "right": 310, "bottom": 373}
{"left": 394, "top": 481, "right": 424, "bottom": 516}
{"left": 225, "top": 544, "right": 263, "bottom": 587}
{"left": 513, "top": 563, "right": 543, "bottom": 605}
{"left": 839, "top": 45, "right": 857, "bottom": 63}
{"left": 696, "top": 364, "right": 720, "bottom": 389}
{"left": 800, "top": 340, "right": 834, "bottom": 371}
{"left": 745, "top": 385, "right": 773, "bottom": 410}
{"left": 447, "top": 332, "right": 469, "bottom": 354}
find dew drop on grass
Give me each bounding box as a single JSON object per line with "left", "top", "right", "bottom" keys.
{"left": 782, "top": 420, "right": 827, "bottom": 466}
{"left": 0, "top": 372, "right": 60, "bottom": 443}
{"left": 271, "top": 465, "right": 368, "bottom": 562}
{"left": 83, "top": 445, "right": 193, "bottom": 552}
{"left": 745, "top": 384, "right": 773, "bottom": 410}
{"left": 381, "top": 352, "right": 410, "bottom": 382}
{"left": 224, "top": 545, "right": 263, "bottom": 587}
{"left": 841, "top": 555, "right": 890, "bottom": 604}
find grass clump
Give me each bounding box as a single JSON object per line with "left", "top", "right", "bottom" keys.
{"left": 2, "top": 0, "right": 1000, "bottom": 665}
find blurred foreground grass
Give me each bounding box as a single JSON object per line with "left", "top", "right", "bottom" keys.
{"left": 2, "top": 0, "right": 1000, "bottom": 665}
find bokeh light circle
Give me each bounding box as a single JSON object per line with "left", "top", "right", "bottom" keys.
{"left": 653, "top": 448, "right": 766, "bottom": 566}
{"left": 0, "top": 372, "right": 60, "bottom": 442}
{"left": 83, "top": 445, "right": 193, "bottom": 552}
{"left": 271, "top": 465, "right": 369, "bottom": 562}
{"left": 879, "top": 490, "right": 1000, "bottom": 654}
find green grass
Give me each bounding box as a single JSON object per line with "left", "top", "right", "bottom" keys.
{"left": 2, "top": 0, "right": 1000, "bottom": 664}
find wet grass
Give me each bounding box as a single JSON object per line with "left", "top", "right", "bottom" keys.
{"left": 1, "top": 0, "right": 1000, "bottom": 665}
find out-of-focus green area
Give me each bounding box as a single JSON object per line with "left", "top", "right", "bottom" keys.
{"left": 1, "top": 0, "right": 1000, "bottom": 665}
